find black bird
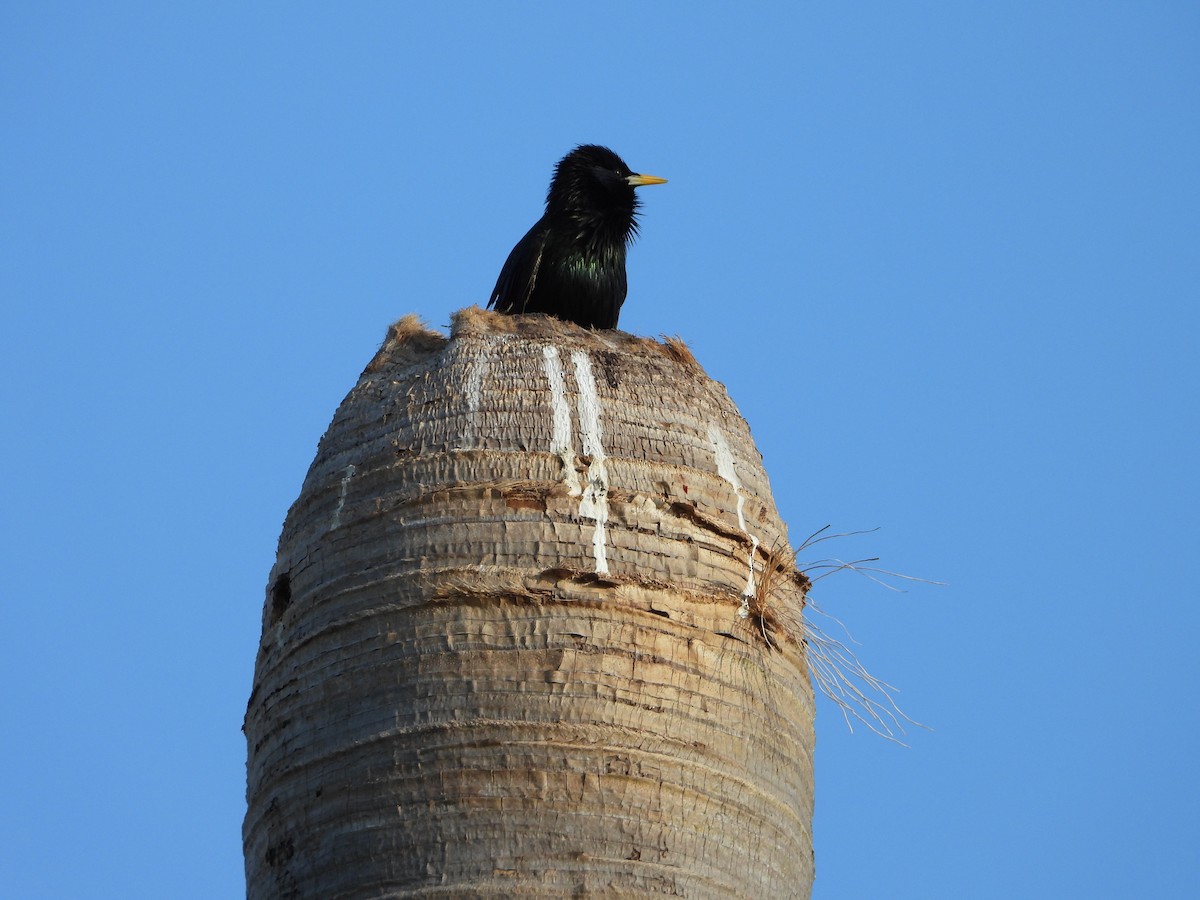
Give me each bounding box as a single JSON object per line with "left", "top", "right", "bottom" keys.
{"left": 488, "top": 145, "right": 666, "bottom": 329}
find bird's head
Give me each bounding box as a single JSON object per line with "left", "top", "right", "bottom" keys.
{"left": 547, "top": 145, "right": 667, "bottom": 233}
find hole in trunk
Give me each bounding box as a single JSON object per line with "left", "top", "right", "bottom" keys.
{"left": 269, "top": 573, "right": 292, "bottom": 624}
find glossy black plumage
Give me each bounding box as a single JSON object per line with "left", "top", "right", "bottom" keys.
{"left": 488, "top": 145, "right": 666, "bottom": 329}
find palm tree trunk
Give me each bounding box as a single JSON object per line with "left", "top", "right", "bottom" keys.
{"left": 243, "top": 308, "right": 814, "bottom": 898}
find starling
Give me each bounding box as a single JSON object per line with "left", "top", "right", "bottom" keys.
{"left": 488, "top": 144, "right": 666, "bottom": 329}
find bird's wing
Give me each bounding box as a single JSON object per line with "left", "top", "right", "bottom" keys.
{"left": 488, "top": 218, "right": 549, "bottom": 314}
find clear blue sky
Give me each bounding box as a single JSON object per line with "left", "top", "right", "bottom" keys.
{"left": 3, "top": 3, "right": 1197, "bottom": 897}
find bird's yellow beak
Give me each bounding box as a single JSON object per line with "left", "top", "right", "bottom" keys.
{"left": 626, "top": 173, "right": 668, "bottom": 187}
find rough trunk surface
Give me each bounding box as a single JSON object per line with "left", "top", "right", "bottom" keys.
{"left": 244, "top": 308, "right": 814, "bottom": 898}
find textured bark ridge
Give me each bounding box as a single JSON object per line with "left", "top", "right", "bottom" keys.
{"left": 244, "top": 308, "right": 815, "bottom": 898}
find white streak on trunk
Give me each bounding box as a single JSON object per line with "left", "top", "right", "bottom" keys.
{"left": 541, "top": 346, "right": 582, "bottom": 497}
{"left": 331, "top": 464, "right": 356, "bottom": 529}
{"left": 571, "top": 350, "right": 610, "bottom": 576}
{"left": 709, "top": 424, "right": 758, "bottom": 613}
{"left": 746, "top": 535, "right": 760, "bottom": 600}
{"left": 463, "top": 347, "right": 490, "bottom": 448}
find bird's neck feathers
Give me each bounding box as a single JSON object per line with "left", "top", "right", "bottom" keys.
{"left": 565, "top": 205, "right": 641, "bottom": 252}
